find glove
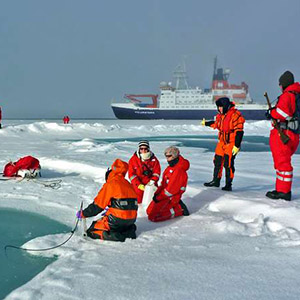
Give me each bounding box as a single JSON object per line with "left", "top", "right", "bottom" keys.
{"left": 76, "top": 211, "right": 84, "bottom": 219}
{"left": 232, "top": 146, "right": 240, "bottom": 156}
{"left": 201, "top": 118, "right": 206, "bottom": 126}
{"left": 265, "top": 109, "right": 271, "bottom": 120}
{"left": 147, "top": 180, "right": 155, "bottom": 186}
{"left": 138, "top": 184, "right": 145, "bottom": 191}
{"left": 265, "top": 107, "right": 275, "bottom": 120}
{"left": 153, "top": 195, "right": 159, "bottom": 203}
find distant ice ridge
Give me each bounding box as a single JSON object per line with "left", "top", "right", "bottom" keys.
{"left": 0, "top": 120, "right": 272, "bottom": 138}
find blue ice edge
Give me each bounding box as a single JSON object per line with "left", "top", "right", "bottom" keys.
{"left": 0, "top": 208, "right": 70, "bottom": 299}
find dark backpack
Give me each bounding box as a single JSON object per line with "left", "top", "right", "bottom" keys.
{"left": 287, "top": 92, "right": 300, "bottom": 134}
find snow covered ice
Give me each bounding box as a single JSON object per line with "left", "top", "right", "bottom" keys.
{"left": 1, "top": 119, "right": 300, "bottom": 300}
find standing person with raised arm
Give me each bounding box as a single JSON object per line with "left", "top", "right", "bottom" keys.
{"left": 202, "top": 97, "right": 245, "bottom": 191}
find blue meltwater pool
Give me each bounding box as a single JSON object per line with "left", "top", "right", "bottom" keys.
{"left": 0, "top": 208, "right": 70, "bottom": 299}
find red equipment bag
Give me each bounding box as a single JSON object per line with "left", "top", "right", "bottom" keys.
{"left": 3, "top": 156, "right": 41, "bottom": 177}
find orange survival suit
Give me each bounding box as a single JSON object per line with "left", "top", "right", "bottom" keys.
{"left": 81, "top": 159, "right": 138, "bottom": 242}
{"left": 204, "top": 97, "right": 245, "bottom": 190}
{"left": 147, "top": 155, "right": 190, "bottom": 222}
{"left": 128, "top": 151, "right": 161, "bottom": 203}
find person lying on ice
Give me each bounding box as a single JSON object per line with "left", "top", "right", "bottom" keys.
{"left": 202, "top": 97, "right": 245, "bottom": 191}
{"left": 265, "top": 71, "right": 300, "bottom": 201}
{"left": 128, "top": 140, "right": 161, "bottom": 204}
{"left": 76, "top": 159, "right": 138, "bottom": 242}
{"left": 146, "top": 146, "right": 190, "bottom": 222}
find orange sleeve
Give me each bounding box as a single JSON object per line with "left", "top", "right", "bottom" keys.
{"left": 94, "top": 183, "right": 111, "bottom": 209}
{"left": 231, "top": 112, "right": 245, "bottom": 131}
{"left": 151, "top": 158, "right": 161, "bottom": 182}
{"left": 128, "top": 156, "right": 142, "bottom": 186}
{"left": 210, "top": 115, "right": 220, "bottom": 130}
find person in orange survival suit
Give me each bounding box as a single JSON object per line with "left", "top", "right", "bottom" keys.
{"left": 76, "top": 159, "right": 138, "bottom": 242}
{"left": 146, "top": 146, "right": 190, "bottom": 222}
{"left": 128, "top": 140, "right": 161, "bottom": 203}
{"left": 265, "top": 71, "right": 300, "bottom": 201}
{"left": 202, "top": 97, "right": 245, "bottom": 191}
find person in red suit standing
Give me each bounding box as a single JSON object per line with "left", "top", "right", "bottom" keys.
{"left": 146, "top": 146, "right": 190, "bottom": 222}
{"left": 266, "top": 71, "right": 300, "bottom": 201}
{"left": 128, "top": 140, "right": 161, "bottom": 204}
{"left": 63, "top": 116, "right": 70, "bottom": 124}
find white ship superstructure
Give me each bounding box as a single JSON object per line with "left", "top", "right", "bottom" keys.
{"left": 111, "top": 57, "right": 267, "bottom": 119}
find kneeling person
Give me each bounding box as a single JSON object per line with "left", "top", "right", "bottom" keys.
{"left": 77, "top": 159, "right": 138, "bottom": 242}
{"left": 147, "top": 146, "right": 190, "bottom": 222}
{"left": 128, "top": 140, "right": 161, "bottom": 204}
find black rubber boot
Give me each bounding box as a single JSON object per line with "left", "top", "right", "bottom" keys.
{"left": 222, "top": 178, "right": 232, "bottom": 191}
{"left": 179, "top": 200, "right": 190, "bottom": 216}
{"left": 204, "top": 178, "right": 221, "bottom": 187}
{"left": 266, "top": 190, "right": 291, "bottom": 201}
{"left": 222, "top": 184, "right": 232, "bottom": 191}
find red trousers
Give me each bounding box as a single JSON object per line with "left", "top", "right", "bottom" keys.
{"left": 270, "top": 129, "right": 299, "bottom": 193}
{"left": 146, "top": 198, "right": 184, "bottom": 222}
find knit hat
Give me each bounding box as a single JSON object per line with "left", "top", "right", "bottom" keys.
{"left": 138, "top": 140, "right": 150, "bottom": 149}
{"left": 279, "top": 71, "right": 294, "bottom": 89}
{"left": 164, "top": 146, "right": 180, "bottom": 159}
{"left": 216, "top": 97, "right": 231, "bottom": 114}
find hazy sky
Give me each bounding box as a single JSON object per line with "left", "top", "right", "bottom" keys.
{"left": 0, "top": 0, "right": 299, "bottom": 118}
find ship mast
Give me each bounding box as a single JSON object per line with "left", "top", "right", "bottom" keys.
{"left": 213, "top": 56, "right": 217, "bottom": 82}
{"left": 173, "top": 60, "right": 189, "bottom": 90}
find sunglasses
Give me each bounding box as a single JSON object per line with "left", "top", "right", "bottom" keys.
{"left": 165, "top": 154, "right": 173, "bottom": 158}
{"left": 139, "top": 147, "right": 149, "bottom": 151}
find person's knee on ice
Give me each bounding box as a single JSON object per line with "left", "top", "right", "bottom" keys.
{"left": 77, "top": 159, "right": 138, "bottom": 241}
{"left": 128, "top": 140, "right": 161, "bottom": 204}
{"left": 146, "top": 146, "right": 190, "bottom": 222}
